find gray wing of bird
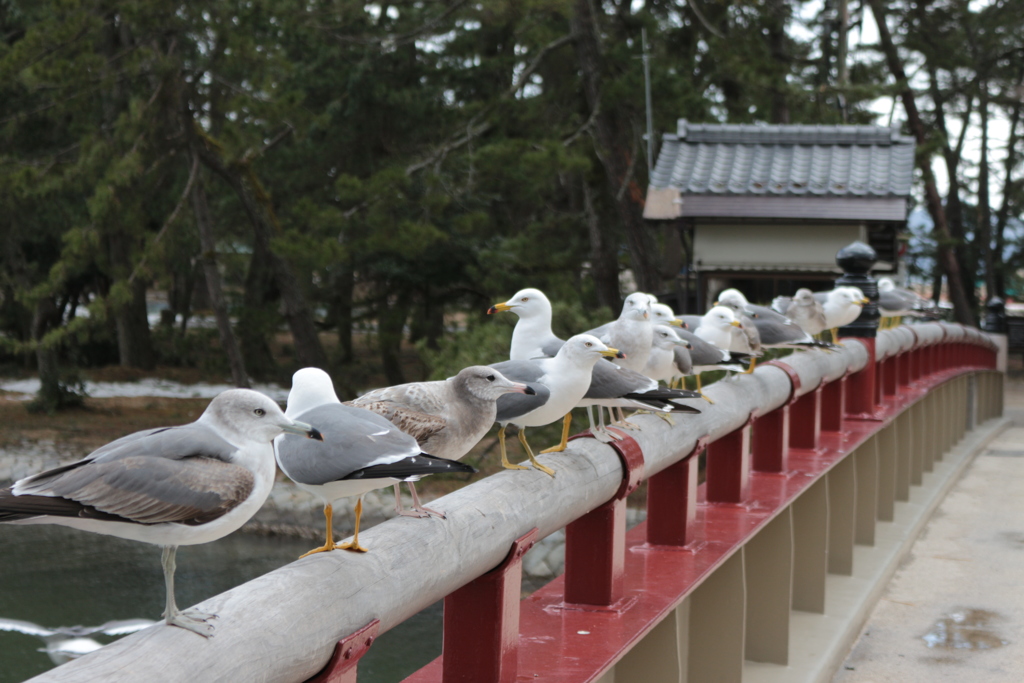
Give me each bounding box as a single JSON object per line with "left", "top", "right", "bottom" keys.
{"left": 677, "top": 329, "right": 729, "bottom": 366}
{"left": 772, "top": 295, "right": 793, "bottom": 314}
{"left": 746, "top": 303, "right": 793, "bottom": 325}
{"left": 584, "top": 362, "right": 656, "bottom": 399}
{"left": 490, "top": 360, "right": 551, "bottom": 422}
{"left": 751, "top": 317, "right": 815, "bottom": 345}
{"left": 680, "top": 315, "right": 703, "bottom": 330}
{"left": 7, "top": 424, "right": 255, "bottom": 526}
{"left": 583, "top": 322, "right": 613, "bottom": 340}
{"left": 346, "top": 401, "right": 449, "bottom": 446}
{"left": 275, "top": 404, "right": 419, "bottom": 486}
{"left": 879, "top": 288, "right": 925, "bottom": 314}
{"left": 673, "top": 346, "right": 694, "bottom": 376}
{"left": 540, "top": 337, "right": 565, "bottom": 358}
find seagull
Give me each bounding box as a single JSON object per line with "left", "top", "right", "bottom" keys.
{"left": 716, "top": 289, "right": 836, "bottom": 352}
{"left": 816, "top": 287, "right": 869, "bottom": 337}
{"left": 489, "top": 334, "right": 621, "bottom": 476}
{"left": 585, "top": 293, "right": 654, "bottom": 374}
{"left": 650, "top": 301, "right": 686, "bottom": 328}
{"left": 0, "top": 617, "right": 155, "bottom": 665}
{"left": 643, "top": 324, "right": 693, "bottom": 385}
{"left": 674, "top": 327, "right": 750, "bottom": 400}
{"left": 347, "top": 365, "right": 534, "bottom": 504}
{"left": 276, "top": 368, "right": 477, "bottom": 556}
{"left": 692, "top": 306, "right": 743, "bottom": 350}
{"left": 0, "top": 389, "right": 323, "bottom": 637}
{"left": 489, "top": 289, "right": 701, "bottom": 445}
{"left": 877, "top": 278, "right": 939, "bottom": 328}
{"left": 692, "top": 305, "right": 762, "bottom": 373}
{"left": 772, "top": 288, "right": 827, "bottom": 336}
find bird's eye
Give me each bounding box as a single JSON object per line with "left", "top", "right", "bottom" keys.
{"left": 487, "top": 374, "right": 496, "bottom": 381}
{"left": 522, "top": 297, "right": 529, "bottom": 302}
{"left": 585, "top": 342, "right": 592, "bottom": 347}
{"left": 254, "top": 408, "right": 266, "bottom": 417}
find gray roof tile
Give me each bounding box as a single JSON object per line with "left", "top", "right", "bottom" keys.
{"left": 650, "top": 121, "right": 915, "bottom": 200}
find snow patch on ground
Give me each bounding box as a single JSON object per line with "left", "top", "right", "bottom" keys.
{"left": 0, "top": 378, "right": 289, "bottom": 402}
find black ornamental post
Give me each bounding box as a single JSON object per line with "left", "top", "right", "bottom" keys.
{"left": 834, "top": 241, "right": 880, "bottom": 337}
{"left": 835, "top": 241, "right": 881, "bottom": 417}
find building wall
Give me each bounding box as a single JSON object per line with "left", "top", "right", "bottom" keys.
{"left": 693, "top": 223, "right": 866, "bottom": 272}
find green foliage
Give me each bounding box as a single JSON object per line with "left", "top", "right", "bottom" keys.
{"left": 2, "top": 0, "right": 1019, "bottom": 407}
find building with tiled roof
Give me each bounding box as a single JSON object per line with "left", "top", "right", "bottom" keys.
{"left": 645, "top": 120, "right": 915, "bottom": 310}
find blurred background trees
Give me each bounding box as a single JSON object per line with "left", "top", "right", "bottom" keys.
{"left": 1, "top": 0, "right": 1022, "bottom": 409}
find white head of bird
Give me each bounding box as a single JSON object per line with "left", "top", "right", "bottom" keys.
{"left": 488, "top": 288, "right": 551, "bottom": 319}
{"left": 704, "top": 306, "right": 742, "bottom": 330}
{"left": 793, "top": 288, "right": 816, "bottom": 305}
{"left": 558, "top": 334, "right": 621, "bottom": 366}
{"left": 652, "top": 325, "right": 691, "bottom": 349}
{"left": 878, "top": 278, "right": 895, "bottom": 293}
{"left": 199, "top": 389, "right": 321, "bottom": 445}
{"left": 651, "top": 302, "right": 683, "bottom": 327}
{"left": 621, "top": 292, "right": 651, "bottom": 317}
{"left": 452, "top": 366, "right": 534, "bottom": 401}
{"left": 716, "top": 289, "right": 749, "bottom": 309}
{"left": 285, "top": 367, "right": 341, "bottom": 417}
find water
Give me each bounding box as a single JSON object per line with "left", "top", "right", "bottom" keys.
{"left": 0, "top": 525, "right": 442, "bottom": 682}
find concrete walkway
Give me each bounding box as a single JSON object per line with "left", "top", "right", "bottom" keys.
{"left": 832, "top": 380, "right": 1024, "bottom": 682}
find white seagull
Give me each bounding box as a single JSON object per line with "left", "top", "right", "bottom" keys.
{"left": 490, "top": 335, "right": 621, "bottom": 476}
{"left": 276, "top": 368, "right": 476, "bottom": 556}
{"left": 0, "top": 389, "right": 322, "bottom": 637}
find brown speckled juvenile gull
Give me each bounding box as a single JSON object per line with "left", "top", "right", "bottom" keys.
{"left": 773, "top": 288, "right": 828, "bottom": 336}
{"left": 349, "top": 366, "right": 534, "bottom": 506}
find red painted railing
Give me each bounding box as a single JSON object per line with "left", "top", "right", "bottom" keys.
{"left": 396, "top": 323, "right": 998, "bottom": 683}
{"left": 30, "top": 323, "right": 1001, "bottom": 683}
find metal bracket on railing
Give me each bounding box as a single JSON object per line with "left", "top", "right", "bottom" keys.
{"left": 439, "top": 527, "right": 539, "bottom": 683}
{"left": 706, "top": 410, "right": 758, "bottom": 504}
{"left": 763, "top": 359, "right": 803, "bottom": 406}
{"left": 307, "top": 619, "right": 381, "bottom": 683}
{"left": 568, "top": 427, "right": 645, "bottom": 500}
{"left": 563, "top": 429, "right": 645, "bottom": 610}
{"left": 646, "top": 434, "right": 709, "bottom": 548}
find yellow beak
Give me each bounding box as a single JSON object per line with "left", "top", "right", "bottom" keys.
{"left": 731, "top": 320, "right": 742, "bottom": 327}
{"left": 600, "top": 347, "right": 621, "bottom": 357}
{"left": 860, "top": 298, "right": 869, "bottom": 304}
{"left": 669, "top": 318, "right": 683, "bottom": 327}
{"left": 487, "top": 302, "right": 513, "bottom": 314}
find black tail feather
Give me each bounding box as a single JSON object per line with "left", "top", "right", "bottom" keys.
{"left": 345, "top": 454, "right": 476, "bottom": 481}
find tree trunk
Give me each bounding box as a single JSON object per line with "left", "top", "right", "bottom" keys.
{"left": 191, "top": 160, "right": 250, "bottom": 388}
{"left": 378, "top": 288, "right": 412, "bottom": 386}
{"left": 331, "top": 263, "right": 355, "bottom": 364}
{"left": 570, "top": 0, "right": 660, "bottom": 294}
{"left": 767, "top": 0, "right": 791, "bottom": 124}
{"left": 868, "top": 0, "right": 976, "bottom": 326}
{"left": 582, "top": 179, "right": 621, "bottom": 311}
{"left": 240, "top": 233, "right": 280, "bottom": 379}
{"left": 108, "top": 229, "right": 156, "bottom": 370}
{"left": 191, "top": 128, "right": 330, "bottom": 370}
{"left": 993, "top": 70, "right": 1022, "bottom": 298}
{"left": 977, "top": 85, "right": 994, "bottom": 301}
{"left": 926, "top": 63, "right": 975, "bottom": 311}
{"left": 31, "top": 296, "right": 64, "bottom": 413}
